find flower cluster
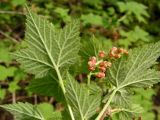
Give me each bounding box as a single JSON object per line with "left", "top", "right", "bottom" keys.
{"left": 88, "top": 47, "right": 128, "bottom": 79}
{"left": 88, "top": 51, "right": 112, "bottom": 79}
{"left": 109, "top": 47, "right": 128, "bottom": 59}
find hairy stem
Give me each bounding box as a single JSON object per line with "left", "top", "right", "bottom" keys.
{"left": 95, "top": 89, "right": 117, "bottom": 120}
{"left": 55, "top": 67, "right": 75, "bottom": 120}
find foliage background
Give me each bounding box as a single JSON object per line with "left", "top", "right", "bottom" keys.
{"left": 0, "top": 0, "right": 160, "bottom": 120}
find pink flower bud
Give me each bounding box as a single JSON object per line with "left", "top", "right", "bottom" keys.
{"left": 109, "top": 47, "right": 118, "bottom": 58}
{"left": 88, "top": 61, "right": 96, "bottom": 67}
{"left": 107, "top": 62, "right": 112, "bottom": 67}
{"left": 117, "top": 48, "right": 124, "bottom": 53}
{"left": 111, "top": 47, "right": 118, "bottom": 52}
{"left": 123, "top": 49, "right": 129, "bottom": 55}
{"left": 99, "top": 61, "right": 107, "bottom": 67}
{"left": 89, "top": 56, "right": 96, "bottom": 63}
{"left": 98, "top": 51, "right": 106, "bottom": 58}
{"left": 99, "top": 66, "right": 106, "bottom": 72}
{"left": 88, "top": 66, "right": 96, "bottom": 71}
{"left": 96, "top": 72, "right": 105, "bottom": 78}
{"left": 114, "top": 54, "right": 121, "bottom": 59}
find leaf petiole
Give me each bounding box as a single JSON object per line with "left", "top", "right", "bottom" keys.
{"left": 96, "top": 89, "right": 117, "bottom": 120}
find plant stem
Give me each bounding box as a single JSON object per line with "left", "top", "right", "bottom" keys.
{"left": 12, "top": 92, "right": 16, "bottom": 104}
{"left": 55, "top": 67, "right": 75, "bottom": 120}
{"left": 95, "top": 89, "right": 117, "bottom": 120}
{"left": 87, "top": 72, "right": 92, "bottom": 85}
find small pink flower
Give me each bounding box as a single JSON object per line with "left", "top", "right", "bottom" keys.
{"left": 88, "top": 61, "right": 96, "bottom": 67}
{"left": 99, "top": 61, "right": 107, "bottom": 67}
{"left": 117, "top": 48, "right": 129, "bottom": 55}
{"left": 117, "top": 48, "right": 124, "bottom": 53}
{"left": 99, "top": 61, "right": 111, "bottom": 68}
{"left": 96, "top": 72, "right": 105, "bottom": 78}
{"left": 99, "top": 66, "right": 106, "bottom": 72}
{"left": 98, "top": 51, "right": 106, "bottom": 58}
{"left": 114, "top": 54, "right": 121, "bottom": 59}
{"left": 89, "top": 56, "right": 96, "bottom": 63}
{"left": 109, "top": 47, "right": 118, "bottom": 58}
{"left": 107, "top": 62, "right": 112, "bottom": 67}
{"left": 88, "top": 56, "right": 97, "bottom": 71}
{"left": 123, "top": 49, "right": 129, "bottom": 55}
{"left": 88, "top": 66, "right": 96, "bottom": 71}
{"left": 111, "top": 47, "right": 118, "bottom": 52}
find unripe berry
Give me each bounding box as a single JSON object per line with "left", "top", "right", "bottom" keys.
{"left": 96, "top": 72, "right": 105, "bottom": 78}
{"left": 98, "top": 51, "right": 106, "bottom": 58}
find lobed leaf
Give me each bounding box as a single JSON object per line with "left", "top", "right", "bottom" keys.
{"left": 65, "top": 73, "right": 101, "bottom": 120}
{"left": 12, "top": 7, "right": 80, "bottom": 78}
{"left": 107, "top": 42, "right": 160, "bottom": 89}
{"left": 105, "top": 42, "right": 160, "bottom": 112}
{"left": 0, "top": 102, "right": 45, "bottom": 120}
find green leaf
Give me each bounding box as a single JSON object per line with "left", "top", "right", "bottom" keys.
{"left": 65, "top": 73, "right": 101, "bottom": 120}
{"left": 37, "top": 103, "right": 54, "bottom": 119}
{"left": 11, "top": 0, "right": 26, "bottom": 6}
{"left": 7, "top": 67, "right": 17, "bottom": 77}
{"left": 12, "top": 7, "right": 80, "bottom": 78}
{"left": 103, "top": 89, "right": 131, "bottom": 108}
{"left": 54, "top": 7, "right": 71, "bottom": 22}
{"left": 118, "top": 26, "right": 151, "bottom": 48}
{"left": 0, "top": 88, "right": 6, "bottom": 99}
{"left": 83, "top": 0, "right": 102, "bottom": 6}
{"left": 0, "top": 65, "right": 8, "bottom": 80}
{"left": 112, "top": 104, "right": 143, "bottom": 120}
{"left": 106, "top": 42, "right": 160, "bottom": 110}
{"left": 8, "top": 81, "right": 20, "bottom": 93}
{"left": 28, "top": 75, "right": 64, "bottom": 101}
{"left": 0, "top": 102, "right": 45, "bottom": 120}
{"left": 107, "top": 42, "right": 160, "bottom": 89}
{"left": 47, "top": 111, "right": 62, "bottom": 120}
{"left": 117, "top": 1, "right": 149, "bottom": 23}
{"left": 81, "top": 13, "right": 103, "bottom": 26}
{"left": 0, "top": 46, "right": 11, "bottom": 63}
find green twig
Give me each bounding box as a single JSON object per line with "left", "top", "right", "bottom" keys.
{"left": 95, "top": 89, "right": 117, "bottom": 120}
{"left": 87, "top": 72, "right": 92, "bottom": 85}
{"left": 55, "top": 68, "right": 75, "bottom": 120}
{"left": 0, "top": 30, "right": 19, "bottom": 43}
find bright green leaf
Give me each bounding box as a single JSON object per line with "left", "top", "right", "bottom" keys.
{"left": 8, "top": 81, "right": 20, "bottom": 93}
{"left": 0, "top": 65, "right": 8, "bottom": 80}
{"left": 0, "top": 88, "right": 6, "bottom": 99}
{"left": 81, "top": 13, "right": 103, "bottom": 26}
{"left": 37, "top": 103, "right": 54, "bottom": 119}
